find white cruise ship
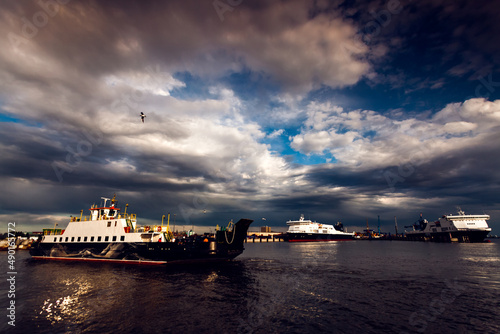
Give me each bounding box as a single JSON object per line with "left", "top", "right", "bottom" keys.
{"left": 285, "top": 214, "right": 354, "bottom": 242}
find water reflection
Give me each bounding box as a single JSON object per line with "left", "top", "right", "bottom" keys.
{"left": 234, "top": 243, "right": 345, "bottom": 333}
{"left": 292, "top": 242, "right": 340, "bottom": 264}
{"left": 39, "top": 277, "right": 92, "bottom": 326}
{"left": 25, "top": 260, "right": 259, "bottom": 333}
{"left": 14, "top": 241, "right": 500, "bottom": 333}
{"left": 204, "top": 271, "right": 219, "bottom": 283}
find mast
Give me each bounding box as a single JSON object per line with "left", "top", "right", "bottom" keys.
{"left": 167, "top": 213, "right": 170, "bottom": 234}
{"left": 394, "top": 216, "right": 398, "bottom": 235}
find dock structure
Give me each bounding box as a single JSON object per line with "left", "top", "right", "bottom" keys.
{"left": 245, "top": 231, "right": 285, "bottom": 242}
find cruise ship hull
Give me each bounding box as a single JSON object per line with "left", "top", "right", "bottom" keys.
{"left": 285, "top": 233, "right": 354, "bottom": 242}
{"left": 405, "top": 229, "right": 490, "bottom": 243}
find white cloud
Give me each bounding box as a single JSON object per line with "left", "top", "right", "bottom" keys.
{"left": 290, "top": 130, "right": 357, "bottom": 155}
{"left": 227, "top": 10, "right": 372, "bottom": 93}
{"left": 290, "top": 98, "right": 500, "bottom": 169}
{"left": 104, "top": 69, "right": 186, "bottom": 96}
{"left": 442, "top": 121, "right": 477, "bottom": 134}
{"left": 268, "top": 129, "right": 284, "bottom": 138}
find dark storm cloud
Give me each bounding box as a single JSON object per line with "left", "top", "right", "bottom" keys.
{"left": 0, "top": 0, "right": 499, "bottom": 233}
{"left": 3, "top": 0, "right": 371, "bottom": 90}
{"left": 385, "top": 131, "right": 500, "bottom": 201}
{"left": 340, "top": 0, "right": 500, "bottom": 96}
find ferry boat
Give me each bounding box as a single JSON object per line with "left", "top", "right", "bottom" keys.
{"left": 284, "top": 215, "right": 355, "bottom": 242}
{"left": 29, "top": 195, "right": 253, "bottom": 264}
{"left": 404, "top": 210, "right": 492, "bottom": 243}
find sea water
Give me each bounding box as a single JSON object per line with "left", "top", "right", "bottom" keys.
{"left": 1, "top": 240, "right": 499, "bottom": 333}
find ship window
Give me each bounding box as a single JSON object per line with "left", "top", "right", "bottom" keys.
{"left": 105, "top": 236, "right": 109, "bottom": 241}
{"left": 54, "top": 237, "right": 57, "bottom": 242}
{"left": 90, "top": 236, "right": 95, "bottom": 241}
{"left": 115, "top": 221, "right": 117, "bottom": 226}
{"left": 84, "top": 237, "right": 88, "bottom": 242}
{"left": 98, "top": 236, "right": 102, "bottom": 241}
{"left": 120, "top": 236, "right": 125, "bottom": 241}
{"left": 60, "top": 237, "right": 63, "bottom": 242}
{"left": 112, "top": 236, "right": 117, "bottom": 241}
{"left": 65, "top": 237, "right": 68, "bottom": 242}
{"left": 107, "top": 221, "right": 111, "bottom": 227}
{"left": 77, "top": 237, "right": 81, "bottom": 242}
{"left": 71, "top": 237, "right": 75, "bottom": 242}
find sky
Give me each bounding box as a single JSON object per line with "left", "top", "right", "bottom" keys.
{"left": 1, "top": 0, "right": 500, "bottom": 234}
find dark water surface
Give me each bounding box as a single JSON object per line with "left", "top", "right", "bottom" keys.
{"left": 1, "top": 240, "right": 499, "bottom": 333}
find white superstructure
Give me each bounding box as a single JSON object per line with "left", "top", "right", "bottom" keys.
{"left": 41, "top": 195, "right": 167, "bottom": 244}
{"left": 443, "top": 210, "right": 491, "bottom": 231}
{"left": 407, "top": 210, "right": 491, "bottom": 234}
{"left": 286, "top": 215, "right": 350, "bottom": 235}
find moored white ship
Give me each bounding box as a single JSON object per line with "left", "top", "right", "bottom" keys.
{"left": 405, "top": 210, "right": 492, "bottom": 243}
{"left": 284, "top": 214, "right": 354, "bottom": 242}
{"left": 29, "top": 195, "right": 253, "bottom": 264}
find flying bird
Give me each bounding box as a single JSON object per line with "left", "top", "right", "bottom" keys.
{"left": 140, "top": 112, "right": 146, "bottom": 123}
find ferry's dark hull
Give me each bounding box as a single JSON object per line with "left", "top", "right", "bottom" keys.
{"left": 285, "top": 232, "right": 354, "bottom": 242}
{"left": 404, "top": 229, "right": 490, "bottom": 243}
{"left": 29, "top": 219, "right": 253, "bottom": 264}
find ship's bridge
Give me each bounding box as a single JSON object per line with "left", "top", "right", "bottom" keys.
{"left": 89, "top": 196, "right": 122, "bottom": 221}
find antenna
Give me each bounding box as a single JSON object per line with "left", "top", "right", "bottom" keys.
{"left": 101, "top": 197, "right": 110, "bottom": 207}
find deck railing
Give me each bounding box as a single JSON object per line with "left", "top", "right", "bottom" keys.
{"left": 76, "top": 213, "right": 137, "bottom": 222}
{"left": 43, "top": 229, "right": 63, "bottom": 235}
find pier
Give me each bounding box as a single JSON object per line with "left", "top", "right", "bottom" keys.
{"left": 245, "top": 231, "right": 285, "bottom": 242}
